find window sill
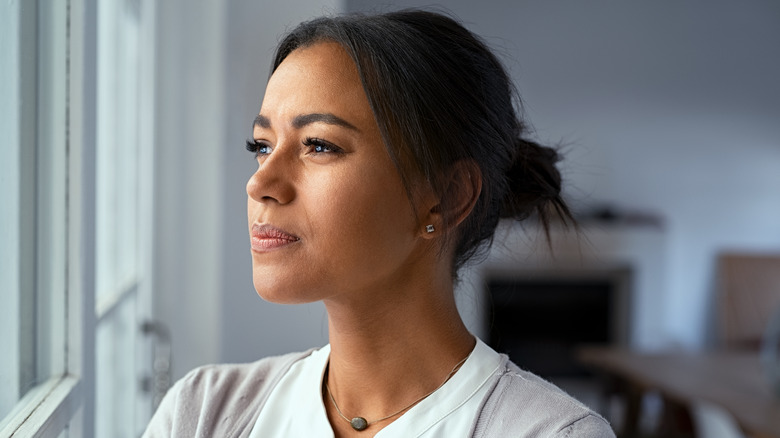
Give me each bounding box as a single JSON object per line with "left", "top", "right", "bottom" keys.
{"left": 0, "top": 375, "right": 80, "bottom": 438}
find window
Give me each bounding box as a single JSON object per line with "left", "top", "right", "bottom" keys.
{"left": 93, "top": 0, "right": 156, "bottom": 434}
{"left": 0, "top": 1, "right": 71, "bottom": 435}
{"left": 0, "top": 0, "right": 155, "bottom": 435}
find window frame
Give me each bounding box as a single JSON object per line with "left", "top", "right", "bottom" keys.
{"left": 3, "top": 0, "right": 157, "bottom": 433}
{"left": 0, "top": 0, "right": 98, "bottom": 436}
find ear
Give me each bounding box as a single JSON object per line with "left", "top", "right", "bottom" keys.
{"left": 419, "top": 160, "right": 482, "bottom": 239}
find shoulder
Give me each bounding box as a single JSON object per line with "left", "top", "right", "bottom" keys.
{"left": 177, "top": 349, "right": 310, "bottom": 396}
{"left": 142, "top": 349, "right": 315, "bottom": 438}
{"left": 473, "top": 357, "right": 615, "bottom": 438}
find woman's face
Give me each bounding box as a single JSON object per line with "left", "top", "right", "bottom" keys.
{"left": 247, "top": 42, "right": 431, "bottom": 304}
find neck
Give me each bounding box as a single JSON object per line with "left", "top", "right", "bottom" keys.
{"left": 321, "top": 272, "right": 475, "bottom": 433}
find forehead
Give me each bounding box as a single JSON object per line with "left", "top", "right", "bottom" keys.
{"left": 260, "top": 42, "right": 376, "bottom": 130}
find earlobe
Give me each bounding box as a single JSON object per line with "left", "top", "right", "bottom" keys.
{"left": 419, "top": 200, "right": 442, "bottom": 240}
{"left": 418, "top": 186, "right": 442, "bottom": 240}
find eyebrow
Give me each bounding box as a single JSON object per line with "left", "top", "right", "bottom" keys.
{"left": 253, "top": 113, "right": 359, "bottom": 132}
{"left": 253, "top": 114, "right": 271, "bottom": 129}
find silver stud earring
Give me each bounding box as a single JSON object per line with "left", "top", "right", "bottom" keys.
{"left": 426, "top": 224, "right": 435, "bottom": 233}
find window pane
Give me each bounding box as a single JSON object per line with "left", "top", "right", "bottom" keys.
{"left": 95, "top": 0, "right": 141, "bottom": 304}
{"left": 0, "top": 0, "right": 67, "bottom": 423}
{"left": 94, "top": 0, "right": 151, "bottom": 435}
{"left": 36, "top": 0, "right": 69, "bottom": 383}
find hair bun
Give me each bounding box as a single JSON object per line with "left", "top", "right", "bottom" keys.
{"left": 500, "top": 138, "right": 564, "bottom": 220}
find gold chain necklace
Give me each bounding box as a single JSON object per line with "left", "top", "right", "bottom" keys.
{"left": 324, "top": 354, "right": 470, "bottom": 431}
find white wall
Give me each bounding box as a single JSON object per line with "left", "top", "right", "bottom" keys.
{"left": 154, "top": 0, "right": 225, "bottom": 380}
{"left": 346, "top": 0, "right": 780, "bottom": 349}
{"left": 154, "top": 0, "right": 342, "bottom": 379}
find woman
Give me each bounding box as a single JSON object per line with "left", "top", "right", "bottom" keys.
{"left": 144, "top": 9, "right": 614, "bottom": 438}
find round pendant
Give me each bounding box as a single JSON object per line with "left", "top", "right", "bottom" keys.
{"left": 350, "top": 417, "right": 368, "bottom": 431}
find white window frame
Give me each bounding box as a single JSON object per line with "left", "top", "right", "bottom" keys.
{"left": 1, "top": 0, "right": 156, "bottom": 435}
{"left": 0, "top": 0, "right": 97, "bottom": 436}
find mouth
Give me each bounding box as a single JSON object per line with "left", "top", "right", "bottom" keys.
{"left": 250, "top": 223, "right": 301, "bottom": 253}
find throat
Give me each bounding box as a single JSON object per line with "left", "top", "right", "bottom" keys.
{"left": 321, "top": 343, "right": 472, "bottom": 433}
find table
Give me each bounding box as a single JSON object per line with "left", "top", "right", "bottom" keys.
{"left": 578, "top": 347, "right": 780, "bottom": 438}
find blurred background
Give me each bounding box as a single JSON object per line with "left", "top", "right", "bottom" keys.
{"left": 2, "top": 0, "right": 779, "bottom": 437}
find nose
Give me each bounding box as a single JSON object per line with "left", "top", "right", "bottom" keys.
{"left": 246, "top": 150, "right": 296, "bottom": 205}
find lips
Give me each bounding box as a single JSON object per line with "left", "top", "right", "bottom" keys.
{"left": 250, "top": 223, "right": 300, "bottom": 252}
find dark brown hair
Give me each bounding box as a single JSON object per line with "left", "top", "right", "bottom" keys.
{"left": 272, "top": 9, "right": 573, "bottom": 272}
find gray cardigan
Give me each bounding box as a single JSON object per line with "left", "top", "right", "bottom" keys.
{"left": 142, "top": 350, "right": 614, "bottom": 437}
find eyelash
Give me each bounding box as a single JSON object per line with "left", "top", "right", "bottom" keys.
{"left": 245, "top": 137, "right": 344, "bottom": 157}
{"left": 245, "top": 139, "right": 270, "bottom": 156}
{"left": 302, "top": 137, "right": 343, "bottom": 155}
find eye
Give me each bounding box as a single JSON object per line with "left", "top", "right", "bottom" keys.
{"left": 245, "top": 139, "right": 272, "bottom": 157}
{"left": 302, "top": 137, "right": 344, "bottom": 155}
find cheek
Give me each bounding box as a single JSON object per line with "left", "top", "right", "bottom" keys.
{"left": 324, "top": 162, "right": 410, "bottom": 217}
{"left": 311, "top": 165, "right": 416, "bottom": 252}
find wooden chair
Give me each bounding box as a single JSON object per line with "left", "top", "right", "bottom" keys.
{"left": 717, "top": 253, "right": 780, "bottom": 350}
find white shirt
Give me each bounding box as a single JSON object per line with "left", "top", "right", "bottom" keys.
{"left": 249, "top": 338, "right": 503, "bottom": 437}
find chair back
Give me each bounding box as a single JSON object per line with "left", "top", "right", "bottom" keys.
{"left": 717, "top": 253, "right": 780, "bottom": 350}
